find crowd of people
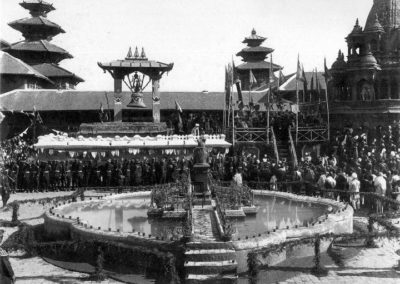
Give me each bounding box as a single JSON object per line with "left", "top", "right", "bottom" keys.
{"left": 1, "top": 120, "right": 400, "bottom": 213}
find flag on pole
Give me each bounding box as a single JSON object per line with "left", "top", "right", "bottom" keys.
{"left": 249, "top": 70, "right": 257, "bottom": 87}
{"left": 225, "top": 66, "right": 231, "bottom": 106}
{"left": 232, "top": 57, "right": 237, "bottom": 83}
{"left": 175, "top": 99, "right": 183, "bottom": 113}
{"left": 235, "top": 80, "right": 243, "bottom": 106}
{"left": 324, "top": 57, "right": 332, "bottom": 81}
{"left": 36, "top": 111, "right": 43, "bottom": 124}
{"left": 302, "top": 64, "right": 308, "bottom": 95}
{"left": 296, "top": 55, "right": 305, "bottom": 82}
{"left": 310, "top": 68, "right": 315, "bottom": 93}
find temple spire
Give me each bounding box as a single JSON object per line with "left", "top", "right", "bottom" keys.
{"left": 126, "top": 47, "right": 132, "bottom": 59}
{"left": 141, "top": 47, "right": 147, "bottom": 59}
{"left": 134, "top": 46, "right": 139, "bottom": 58}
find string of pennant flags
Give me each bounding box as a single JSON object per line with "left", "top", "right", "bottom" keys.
{"left": 40, "top": 147, "right": 194, "bottom": 159}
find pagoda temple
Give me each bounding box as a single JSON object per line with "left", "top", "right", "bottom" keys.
{"left": 2, "top": 0, "right": 83, "bottom": 90}
{"left": 236, "top": 29, "right": 282, "bottom": 91}
{"left": 328, "top": 0, "right": 400, "bottom": 127}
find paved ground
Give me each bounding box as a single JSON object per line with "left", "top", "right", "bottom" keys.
{"left": 0, "top": 191, "right": 123, "bottom": 284}
{"left": 1, "top": 192, "right": 400, "bottom": 283}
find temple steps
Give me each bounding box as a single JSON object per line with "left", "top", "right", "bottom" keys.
{"left": 186, "top": 273, "right": 238, "bottom": 284}
{"left": 184, "top": 260, "right": 237, "bottom": 274}
{"left": 185, "top": 241, "right": 237, "bottom": 283}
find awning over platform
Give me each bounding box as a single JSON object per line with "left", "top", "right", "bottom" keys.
{"left": 35, "top": 133, "right": 231, "bottom": 150}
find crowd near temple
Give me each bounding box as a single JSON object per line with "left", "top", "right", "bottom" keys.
{"left": 1, "top": 0, "right": 400, "bottom": 283}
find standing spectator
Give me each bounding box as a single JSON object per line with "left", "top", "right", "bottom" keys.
{"left": 349, "top": 173, "right": 361, "bottom": 210}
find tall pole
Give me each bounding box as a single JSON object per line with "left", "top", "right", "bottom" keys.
{"left": 267, "top": 54, "right": 273, "bottom": 144}
{"left": 325, "top": 80, "right": 331, "bottom": 141}
{"left": 296, "top": 79, "right": 299, "bottom": 145}
{"left": 232, "top": 102, "right": 235, "bottom": 147}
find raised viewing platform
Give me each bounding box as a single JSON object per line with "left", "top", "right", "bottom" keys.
{"left": 79, "top": 122, "right": 169, "bottom": 136}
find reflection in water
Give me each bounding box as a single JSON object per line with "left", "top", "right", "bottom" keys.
{"left": 233, "top": 195, "right": 328, "bottom": 238}
{"left": 59, "top": 195, "right": 328, "bottom": 241}
{"left": 59, "top": 196, "right": 182, "bottom": 240}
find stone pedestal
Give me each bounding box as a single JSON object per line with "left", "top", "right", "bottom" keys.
{"left": 193, "top": 163, "right": 210, "bottom": 194}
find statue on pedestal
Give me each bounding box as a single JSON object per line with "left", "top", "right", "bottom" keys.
{"left": 193, "top": 138, "right": 208, "bottom": 165}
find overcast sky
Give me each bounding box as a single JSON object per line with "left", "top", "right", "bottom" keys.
{"left": 1, "top": 0, "right": 371, "bottom": 92}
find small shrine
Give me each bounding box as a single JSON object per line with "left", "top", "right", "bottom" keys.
{"left": 98, "top": 47, "right": 173, "bottom": 124}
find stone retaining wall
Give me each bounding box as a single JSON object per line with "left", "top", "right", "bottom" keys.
{"left": 44, "top": 191, "right": 179, "bottom": 251}
{"left": 232, "top": 190, "right": 353, "bottom": 272}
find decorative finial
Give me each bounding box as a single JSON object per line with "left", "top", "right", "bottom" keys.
{"left": 355, "top": 18, "right": 359, "bottom": 27}
{"left": 251, "top": 28, "right": 256, "bottom": 35}
{"left": 141, "top": 47, "right": 146, "bottom": 58}
{"left": 126, "top": 47, "right": 132, "bottom": 58}
{"left": 338, "top": 49, "right": 341, "bottom": 58}
{"left": 134, "top": 46, "right": 139, "bottom": 58}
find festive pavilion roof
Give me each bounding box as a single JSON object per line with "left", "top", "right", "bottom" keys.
{"left": 20, "top": 0, "right": 55, "bottom": 17}
{"left": 98, "top": 47, "right": 173, "bottom": 77}
{"left": 34, "top": 133, "right": 231, "bottom": 150}
{"left": 8, "top": 16, "right": 65, "bottom": 39}
{"left": 32, "top": 63, "right": 84, "bottom": 82}
{"left": 0, "top": 51, "right": 52, "bottom": 83}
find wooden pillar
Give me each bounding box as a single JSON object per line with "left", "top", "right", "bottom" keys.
{"left": 114, "top": 78, "right": 123, "bottom": 122}
{"left": 152, "top": 75, "right": 161, "bottom": 123}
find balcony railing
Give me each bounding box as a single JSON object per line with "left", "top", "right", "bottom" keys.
{"left": 234, "top": 127, "right": 270, "bottom": 143}
{"left": 292, "top": 126, "right": 329, "bottom": 143}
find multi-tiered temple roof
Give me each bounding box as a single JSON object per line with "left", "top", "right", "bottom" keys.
{"left": 2, "top": 0, "right": 83, "bottom": 89}
{"left": 235, "top": 29, "right": 281, "bottom": 90}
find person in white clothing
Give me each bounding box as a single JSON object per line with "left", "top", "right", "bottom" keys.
{"left": 374, "top": 172, "right": 387, "bottom": 214}
{"left": 232, "top": 169, "right": 243, "bottom": 186}
{"left": 349, "top": 172, "right": 360, "bottom": 210}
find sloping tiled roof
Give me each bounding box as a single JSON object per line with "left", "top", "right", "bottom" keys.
{"left": 0, "top": 89, "right": 268, "bottom": 112}
{"left": 0, "top": 39, "right": 11, "bottom": 50}
{"left": 236, "top": 46, "right": 274, "bottom": 56}
{"left": 0, "top": 51, "right": 52, "bottom": 82}
{"left": 20, "top": 0, "right": 55, "bottom": 12}
{"left": 32, "top": 63, "right": 84, "bottom": 82}
{"left": 279, "top": 72, "right": 327, "bottom": 91}
{"left": 5, "top": 40, "right": 72, "bottom": 57}
{"left": 98, "top": 60, "right": 174, "bottom": 76}
{"left": 236, "top": 61, "right": 282, "bottom": 71}
{"left": 8, "top": 16, "right": 65, "bottom": 35}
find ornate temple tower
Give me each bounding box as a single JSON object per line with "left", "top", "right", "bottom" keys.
{"left": 329, "top": 0, "right": 400, "bottom": 127}
{"left": 236, "top": 29, "right": 281, "bottom": 91}
{"left": 3, "top": 0, "right": 83, "bottom": 89}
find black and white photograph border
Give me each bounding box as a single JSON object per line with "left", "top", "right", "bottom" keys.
{"left": 0, "top": 0, "right": 400, "bottom": 283}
